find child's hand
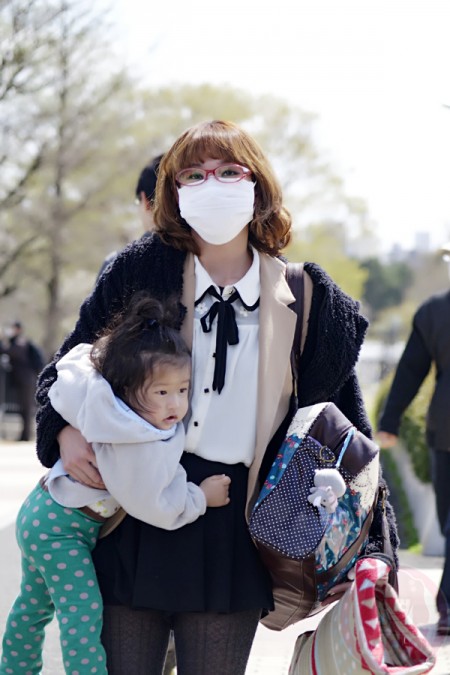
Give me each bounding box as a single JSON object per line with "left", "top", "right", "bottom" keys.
{"left": 200, "top": 474, "right": 231, "bottom": 507}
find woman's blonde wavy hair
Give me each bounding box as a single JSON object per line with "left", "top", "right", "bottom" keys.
{"left": 153, "top": 120, "right": 292, "bottom": 256}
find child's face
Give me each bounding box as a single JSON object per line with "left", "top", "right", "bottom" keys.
{"left": 130, "top": 363, "right": 190, "bottom": 430}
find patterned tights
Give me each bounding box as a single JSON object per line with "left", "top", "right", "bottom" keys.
{"left": 101, "top": 604, "right": 261, "bottom": 675}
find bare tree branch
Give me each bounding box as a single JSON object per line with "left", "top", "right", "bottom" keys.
{"left": 0, "top": 144, "right": 46, "bottom": 209}
{"left": 0, "top": 233, "right": 39, "bottom": 278}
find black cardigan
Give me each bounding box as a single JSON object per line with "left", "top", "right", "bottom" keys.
{"left": 35, "top": 235, "right": 399, "bottom": 561}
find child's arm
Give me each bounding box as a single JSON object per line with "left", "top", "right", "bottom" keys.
{"left": 95, "top": 425, "right": 213, "bottom": 530}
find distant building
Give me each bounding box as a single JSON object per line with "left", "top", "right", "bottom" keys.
{"left": 414, "top": 231, "right": 431, "bottom": 253}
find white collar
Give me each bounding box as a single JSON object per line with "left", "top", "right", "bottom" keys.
{"left": 194, "top": 248, "right": 260, "bottom": 306}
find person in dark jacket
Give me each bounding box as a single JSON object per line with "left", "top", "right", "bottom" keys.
{"left": 35, "top": 120, "right": 398, "bottom": 674}
{"left": 2, "top": 321, "right": 44, "bottom": 441}
{"left": 378, "top": 242, "right": 450, "bottom": 635}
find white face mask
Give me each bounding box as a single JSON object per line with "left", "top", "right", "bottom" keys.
{"left": 177, "top": 179, "right": 255, "bottom": 245}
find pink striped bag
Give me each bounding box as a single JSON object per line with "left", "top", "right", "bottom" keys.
{"left": 289, "top": 556, "right": 436, "bottom": 675}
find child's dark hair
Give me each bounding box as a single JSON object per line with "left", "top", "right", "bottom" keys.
{"left": 90, "top": 292, "right": 190, "bottom": 402}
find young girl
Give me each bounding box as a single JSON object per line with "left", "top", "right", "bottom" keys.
{"left": 0, "top": 294, "right": 230, "bottom": 675}
{"left": 34, "top": 120, "right": 398, "bottom": 675}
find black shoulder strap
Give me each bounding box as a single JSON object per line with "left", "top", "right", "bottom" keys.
{"left": 285, "top": 262, "right": 304, "bottom": 388}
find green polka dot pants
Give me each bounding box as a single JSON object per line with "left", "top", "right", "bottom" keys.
{"left": 0, "top": 483, "right": 107, "bottom": 674}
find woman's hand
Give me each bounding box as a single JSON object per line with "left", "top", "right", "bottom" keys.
{"left": 200, "top": 474, "right": 231, "bottom": 507}
{"left": 58, "top": 425, "right": 106, "bottom": 489}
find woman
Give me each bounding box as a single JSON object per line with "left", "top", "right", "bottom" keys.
{"left": 36, "top": 120, "right": 398, "bottom": 674}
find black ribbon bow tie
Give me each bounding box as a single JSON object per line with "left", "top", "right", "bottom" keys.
{"left": 196, "top": 285, "right": 259, "bottom": 394}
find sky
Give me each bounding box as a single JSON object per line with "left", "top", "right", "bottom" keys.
{"left": 109, "top": 0, "right": 450, "bottom": 253}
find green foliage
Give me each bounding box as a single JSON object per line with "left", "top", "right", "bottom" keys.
{"left": 284, "top": 222, "right": 368, "bottom": 300}
{"left": 360, "top": 258, "right": 413, "bottom": 317}
{"left": 397, "top": 380, "right": 433, "bottom": 484}
{"left": 404, "top": 252, "right": 450, "bottom": 307}
{"left": 368, "top": 302, "right": 416, "bottom": 343}
{"left": 380, "top": 449, "right": 419, "bottom": 548}
{"left": 373, "top": 372, "right": 433, "bottom": 484}
{"left": 367, "top": 252, "right": 449, "bottom": 344}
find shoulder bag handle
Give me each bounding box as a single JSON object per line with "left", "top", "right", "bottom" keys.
{"left": 286, "top": 262, "right": 305, "bottom": 397}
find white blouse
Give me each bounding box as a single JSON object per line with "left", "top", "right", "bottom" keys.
{"left": 184, "top": 250, "right": 260, "bottom": 467}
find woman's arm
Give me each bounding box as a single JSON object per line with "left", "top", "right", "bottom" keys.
{"left": 58, "top": 426, "right": 105, "bottom": 489}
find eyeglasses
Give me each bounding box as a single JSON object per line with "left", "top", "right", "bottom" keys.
{"left": 176, "top": 163, "right": 251, "bottom": 186}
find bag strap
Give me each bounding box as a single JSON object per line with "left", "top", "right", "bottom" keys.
{"left": 285, "top": 262, "right": 305, "bottom": 397}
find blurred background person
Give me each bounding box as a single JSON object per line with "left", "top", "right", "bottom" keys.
{"left": 1, "top": 321, "right": 44, "bottom": 442}
{"left": 377, "top": 241, "right": 450, "bottom": 636}
{"left": 98, "top": 154, "right": 163, "bottom": 279}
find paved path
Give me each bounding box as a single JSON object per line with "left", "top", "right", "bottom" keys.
{"left": 1, "top": 440, "right": 449, "bottom": 673}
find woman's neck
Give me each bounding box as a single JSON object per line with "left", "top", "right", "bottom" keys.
{"left": 197, "top": 233, "right": 252, "bottom": 287}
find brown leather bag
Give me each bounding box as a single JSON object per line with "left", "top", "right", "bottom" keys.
{"left": 250, "top": 401, "right": 380, "bottom": 630}
{"left": 249, "top": 263, "right": 382, "bottom": 631}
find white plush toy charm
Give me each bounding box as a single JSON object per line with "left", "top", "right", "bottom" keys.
{"left": 307, "top": 468, "right": 346, "bottom": 514}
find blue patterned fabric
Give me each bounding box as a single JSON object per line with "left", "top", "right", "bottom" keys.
{"left": 250, "top": 414, "right": 376, "bottom": 581}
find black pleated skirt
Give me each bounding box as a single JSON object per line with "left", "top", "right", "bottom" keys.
{"left": 92, "top": 453, "right": 273, "bottom": 613}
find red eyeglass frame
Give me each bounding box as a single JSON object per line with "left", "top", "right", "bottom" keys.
{"left": 176, "top": 164, "right": 251, "bottom": 186}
